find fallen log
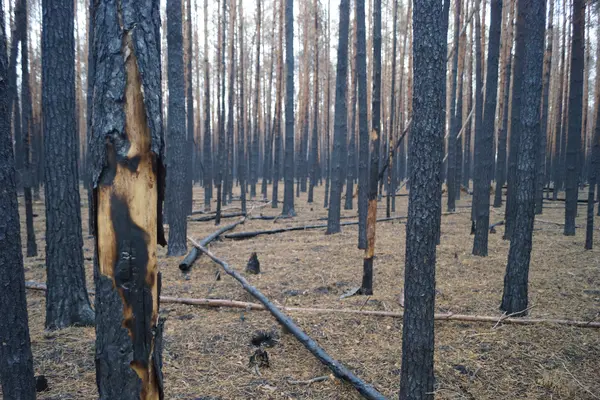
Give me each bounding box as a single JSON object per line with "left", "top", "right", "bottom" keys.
{"left": 179, "top": 217, "right": 247, "bottom": 271}
{"left": 190, "top": 212, "right": 244, "bottom": 222}
{"left": 224, "top": 216, "right": 407, "bottom": 240}
{"left": 188, "top": 241, "right": 387, "bottom": 400}
{"left": 25, "top": 280, "right": 600, "bottom": 328}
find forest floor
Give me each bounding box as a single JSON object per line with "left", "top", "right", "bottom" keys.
{"left": 18, "top": 183, "right": 600, "bottom": 399}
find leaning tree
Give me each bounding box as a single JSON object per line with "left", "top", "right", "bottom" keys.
{"left": 90, "top": 0, "right": 166, "bottom": 398}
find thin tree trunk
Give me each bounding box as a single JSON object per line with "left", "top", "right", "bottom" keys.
{"left": 282, "top": 0, "right": 296, "bottom": 216}
{"left": 361, "top": 0, "right": 382, "bottom": 295}
{"left": 272, "top": 0, "right": 284, "bottom": 208}
{"left": 473, "top": 0, "right": 502, "bottom": 256}
{"left": 185, "top": 0, "right": 194, "bottom": 215}
{"left": 308, "top": 0, "right": 319, "bottom": 204}
{"left": 385, "top": 0, "right": 398, "bottom": 218}
{"left": 203, "top": 0, "right": 213, "bottom": 211}
{"left": 251, "top": 0, "right": 261, "bottom": 199}
{"left": 564, "top": 0, "right": 584, "bottom": 235}
{"left": 501, "top": 0, "right": 545, "bottom": 315}
{"left": 238, "top": 0, "right": 246, "bottom": 214}
{"left": 356, "top": 0, "right": 369, "bottom": 248}
{"left": 447, "top": 0, "right": 462, "bottom": 213}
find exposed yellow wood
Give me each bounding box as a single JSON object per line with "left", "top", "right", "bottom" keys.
{"left": 96, "top": 31, "right": 160, "bottom": 400}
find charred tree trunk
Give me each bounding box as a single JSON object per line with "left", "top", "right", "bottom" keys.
{"left": 361, "top": 0, "right": 382, "bottom": 295}
{"left": 42, "top": 0, "right": 94, "bottom": 329}
{"left": 355, "top": 0, "right": 368, "bottom": 245}
{"left": 471, "top": 10, "right": 484, "bottom": 226}
{"left": 473, "top": 0, "right": 502, "bottom": 256}
{"left": 564, "top": 0, "right": 584, "bottom": 235}
{"left": 536, "top": 0, "right": 554, "bottom": 214}
{"left": 345, "top": 19, "right": 357, "bottom": 211}
{"left": 324, "top": 0, "right": 332, "bottom": 209}
{"left": 166, "top": 0, "right": 188, "bottom": 255}
{"left": 308, "top": 0, "right": 319, "bottom": 204}
{"left": 87, "top": 0, "right": 97, "bottom": 234}
{"left": 238, "top": 0, "right": 246, "bottom": 214}
{"left": 501, "top": 0, "right": 545, "bottom": 315}
{"left": 385, "top": 0, "right": 398, "bottom": 218}
{"left": 0, "top": 2, "right": 36, "bottom": 394}
{"left": 21, "top": 0, "right": 37, "bottom": 258}
{"left": 203, "top": 0, "right": 213, "bottom": 211}
{"left": 326, "top": 0, "right": 350, "bottom": 233}
{"left": 90, "top": 0, "right": 166, "bottom": 397}
{"left": 251, "top": 0, "right": 261, "bottom": 199}
{"left": 447, "top": 0, "right": 462, "bottom": 213}
{"left": 272, "top": 0, "right": 284, "bottom": 208}
{"left": 185, "top": 0, "right": 194, "bottom": 215}
{"left": 282, "top": 0, "right": 296, "bottom": 216}
{"left": 399, "top": 0, "right": 447, "bottom": 396}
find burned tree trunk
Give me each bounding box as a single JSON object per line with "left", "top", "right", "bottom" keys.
{"left": 42, "top": 0, "right": 93, "bottom": 329}
{"left": 356, "top": 0, "right": 369, "bottom": 249}
{"left": 21, "top": 0, "right": 37, "bottom": 258}
{"left": 238, "top": 0, "right": 247, "bottom": 214}
{"left": 326, "top": 0, "right": 350, "bottom": 234}
{"left": 203, "top": 0, "right": 213, "bottom": 211}
{"left": 0, "top": 2, "right": 36, "bottom": 395}
{"left": 272, "top": 0, "right": 284, "bottom": 208}
{"left": 282, "top": 0, "right": 296, "bottom": 216}
{"left": 501, "top": 0, "right": 545, "bottom": 315}
{"left": 361, "top": 0, "right": 382, "bottom": 295}
{"left": 308, "top": 0, "right": 319, "bottom": 204}
{"left": 345, "top": 18, "right": 357, "bottom": 211}
{"left": 91, "top": 0, "right": 166, "bottom": 398}
{"left": 385, "top": 0, "right": 398, "bottom": 218}
{"left": 473, "top": 0, "right": 502, "bottom": 256}
{"left": 447, "top": 0, "right": 462, "bottom": 213}
{"left": 166, "top": 0, "right": 188, "bottom": 255}
{"left": 185, "top": 0, "right": 194, "bottom": 216}
{"left": 399, "top": 0, "right": 447, "bottom": 396}
{"left": 564, "top": 0, "right": 584, "bottom": 235}
{"left": 251, "top": 0, "right": 261, "bottom": 199}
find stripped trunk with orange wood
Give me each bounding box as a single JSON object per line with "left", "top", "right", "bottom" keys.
{"left": 90, "top": 1, "right": 166, "bottom": 398}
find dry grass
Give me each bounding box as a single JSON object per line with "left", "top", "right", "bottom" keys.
{"left": 16, "top": 183, "right": 600, "bottom": 399}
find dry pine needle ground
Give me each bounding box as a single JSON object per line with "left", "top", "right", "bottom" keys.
{"left": 15, "top": 184, "right": 600, "bottom": 399}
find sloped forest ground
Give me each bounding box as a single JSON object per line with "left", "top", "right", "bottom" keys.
{"left": 18, "top": 183, "right": 600, "bottom": 399}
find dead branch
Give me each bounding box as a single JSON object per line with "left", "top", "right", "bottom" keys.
{"left": 179, "top": 216, "right": 247, "bottom": 271}
{"left": 190, "top": 212, "right": 245, "bottom": 222}
{"left": 224, "top": 216, "right": 407, "bottom": 240}
{"left": 187, "top": 240, "right": 387, "bottom": 400}
{"left": 25, "top": 281, "right": 600, "bottom": 328}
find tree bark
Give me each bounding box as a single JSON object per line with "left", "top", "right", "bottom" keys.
{"left": 308, "top": 0, "right": 319, "bottom": 204}
{"left": 356, "top": 0, "right": 368, "bottom": 249}
{"left": 0, "top": 2, "right": 36, "bottom": 394}
{"left": 272, "top": 0, "right": 284, "bottom": 209}
{"left": 238, "top": 0, "right": 247, "bottom": 214}
{"left": 203, "top": 0, "right": 213, "bottom": 211}
{"left": 501, "top": 0, "right": 545, "bottom": 315}
{"left": 326, "top": 0, "right": 350, "bottom": 233}
{"left": 385, "top": 0, "right": 399, "bottom": 218}
{"left": 473, "top": 0, "right": 502, "bottom": 256}
{"left": 564, "top": 0, "right": 584, "bottom": 235}
{"left": 90, "top": 0, "right": 166, "bottom": 397}
{"left": 184, "top": 0, "right": 194, "bottom": 216}
{"left": 166, "top": 0, "right": 188, "bottom": 255}
{"left": 42, "top": 0, "right": 94, "bottom": 329}
{"left": 399, "top": 0, "right": 447, "bottom": 397}
{"left": 282, "top": 0, "right": 296, "bottom": 216}
{"left": 447, "top": 0, "right": 462, "bottom": 213}
{"left": 251, "top": 0, "right": 262, "bottom": 199}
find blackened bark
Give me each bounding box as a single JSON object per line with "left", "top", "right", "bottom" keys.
{"left": 504, "top": 0, "right": 526, "bottom": 240}
{"left": 216, "top": 0, "right": 226, "bottom": 223}
{"left": 471, "top": 11, "right": 484, "bottom": 225}
{"left": 308, "top": 0, "right": 319, "bottom": 204}
{"left": 356, "top": 0, "right": 368, "bottom": 249}
{"left": 385, "top": 0, "right": 398, "bottom": 218}
{"left": 8, "top": 0, "right": 22, "bottom": 171}
{"left": 447, "top": 0, "right": 462, "bottom": 213}
{"left": 166, "top": 0, "right": 188, "bottom": 255}
{"left": 272, "top": 0, "right": 283, "bottom": 208}
{"left": 282, "top": 0, "right": 296, "bottom": 216}
{"left": 238, "top": 0, "right": 247, "bottom": 214}
{"left": 185, "top": 0, "right": 194, "bottom": 215}
{"left": 585, "top": 95, "right": 599, "bottom": 249}
{"left": 251, "top": 0, "right": 261, "bottom": 199}
{"left": 42, "top": 0, "right": 93, "bottom": 329}
{"left": 399, "top": 0, "right": 446, "bottom": 397}
{"left": 326, "top": 0, "right": 350, "bottom": 233}
{"left": 0, "top": 3, "right": 36, "bottom": 395}
{"left": 87, "top": 0, "right": 97, "bottom": 233}
{"left": 493, "top": 49, "right": 512, "bottom": 207}
{"left": 564, "top": 0, "right": 584, "bottom": 235}
{"left": 473, "top": 0, "right": 502, "bottom": 256}
{"left": 345, "top": 21, "right": 357, "bottom": 211}
{"left": 323, "top": 1, "right": 331, "bottom": 209}
{"left": 91, "top": 0, "right": 166, "bottom": 397}
{"left": 361, "top": 0, "right": 382, "bottom": 296}
{"left": 536, "top": 0, "right": 553, "bottom": 214}
{"left": 203, "top": 0, "right": 213, "bottom": 210}
{"left": 21, "top": 0, "right": 37, "bottom": 258}
{"left": 501, "top": 0, "right": 545, "bottom": 315}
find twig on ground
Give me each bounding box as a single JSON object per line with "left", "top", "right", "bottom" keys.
{"left": 287, "top": 376, "right": 330, "bottom": 385}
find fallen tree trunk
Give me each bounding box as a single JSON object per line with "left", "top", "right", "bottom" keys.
{"left": 224, "top": 216, "right": 407, "bottom": 240}
{"left": 187, "top": 240, "right": 387, "bottom": 400}
{"left": 25, "top": 280, "right": 600, "bottom": 328}
{"left": 179, "top": 217, "right": 247, "bottom": 271}
{"left": 190, "top": 212, "right": 245, "bottom": 222}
